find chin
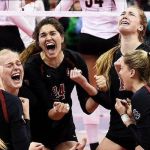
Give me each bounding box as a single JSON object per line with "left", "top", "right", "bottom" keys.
{"left": 124, "top": 86, "right": 130, "bottom": 91}
{"left": 13, "top": 84, "right": 22, "bottom": 89}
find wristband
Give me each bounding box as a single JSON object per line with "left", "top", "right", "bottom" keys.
{"left": 121, "top": 114, "right": 130, "bottom": 123}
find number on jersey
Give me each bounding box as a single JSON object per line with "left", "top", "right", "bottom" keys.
{"left": 85, "top": 0, "right": 103, "bottom": 7}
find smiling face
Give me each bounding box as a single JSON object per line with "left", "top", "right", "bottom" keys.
{"left": 118, "top": 7, "right": 144, "bottom": 37}
{"left": 38, "top": 24, "right": 64, "bottom": 60}
{"left": 0, "top": 50, "right": 24, "bottom": 94}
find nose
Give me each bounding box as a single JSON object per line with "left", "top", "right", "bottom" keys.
{"left": 119, "top": 14, "right": 128, "bottom": 24}
{"left": 13, "top": 64, "right": 21, "bottom": 70}
{"left": 122, "top": 15, "right": 128, "bottom": 19}
{"left": 46, "top": 34, "right": 52, "bottom": 40}
{"left": 122, "top": 12, "right": 129, "bottom": 19}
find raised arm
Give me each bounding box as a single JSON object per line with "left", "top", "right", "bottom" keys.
{"left": 7, "top": 0, "right": 33, "bottom": 37}
{"left": 55, "top": 0, "right": 74, "bottom": 11}
{"left": 115, "top": 0, "right": 127, "bottom": 12}
{"left": 70, "top": 67, "right": 113, "bottom": 110}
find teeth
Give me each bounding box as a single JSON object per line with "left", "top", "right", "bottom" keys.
{"left": 121, "top": 20, "right": 129, "bottom": 25}
{"left": 46, "top": 42, "right": 54, "bottom": 46}
{"left": 12, "top": 73, "right": 20, "bottom": 76}
{"left": 11, "top": 73, "right": 21, "bottom": 80}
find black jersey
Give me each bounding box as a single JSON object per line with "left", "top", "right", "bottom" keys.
{"left": 108, "top": 44, "right": 150, "bottom": 136}
{"left": 0, "top": 26, "right": 25, "bottom": 53}
{"left": 92, "top": 43, "right": 150, "bottom": 149}
{"left": 0, "top": 90, "right": 30, "bottom": 150}
{"left": 130, "top": 86, "right": 150, "bottom": 149}
{"left": 24, "top": 49, "right": 90, "bottom": 148}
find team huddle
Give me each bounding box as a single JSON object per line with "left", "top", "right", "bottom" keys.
{"left": 0, "top": 0, "right": 150, "bottom": 150}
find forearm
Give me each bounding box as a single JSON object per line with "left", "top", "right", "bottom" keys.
{"left": 55, "top": 0, "right": 73, "bottom": 11}
{"left": 86, "top": 97, "right": 99, "bottom": 113}
{"left": 80, "top": 81, "right": 98, "bottom": 96}
{"left": 11, "top": 121, "right": 30, "bottom": 150}
{"left": 120, "top": 114, "right": 142, "bottom": 147}
{"left": 10, "top": 16, "right": 33, "bottom": 37}
{"left": 7, "top": 1, "right": 33, "bottom": 37}
{"left": 127, "top": 124, "right": 142, "bottom": 147}
{"left": 23, "top": 108, "right": 30, "bottom": 120}
{"left": 90, "top": 91, "right": 112, "bottom": 109}
{"left": 115, "top": 1, "right": 127, "bottom": 11}
{"left": 24, "top": 119, "right": 31, "bottom": 141}
{"left": 48, "top": 108, "right": 66, "bottom": 120}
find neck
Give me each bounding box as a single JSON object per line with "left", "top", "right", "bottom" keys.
{"left": 131, "top": 80, "right": 145, "bottom": 93}
{"left": 120, "top": 34, "right": 142, "bottom": 55}
{"left": 4, "top": 85, "right": 19, "bottom": 96}
{"left": 40, "top": 51, "right": 64, "bottom": 68}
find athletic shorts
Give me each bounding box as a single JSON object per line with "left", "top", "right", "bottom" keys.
{"left": 79, "top": 33, "right": 119, "bottom": 56}
{"left": 47, "top": 124, "right": 78, "bottom": 150}
{"left": 106, "top": 132, "right": 136, "bottom": 150}
{"left": 0, "top": 26, "right": 25, "bottom": 53}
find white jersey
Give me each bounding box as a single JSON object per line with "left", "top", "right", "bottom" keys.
{"left": 55, "top": 0, "right": 127, "bottom": 39}
{"left": 0, "top": 0, "right": 33, "bottom": 37}
{"left": 19, "top": 0, "right": 45, "bottom": 47}
{"left": 0, "top": 0, "right": 19, "bottom": 25}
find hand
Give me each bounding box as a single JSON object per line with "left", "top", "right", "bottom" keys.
{"left": 115, "top": 98, "right": 127, "bottom": 115}
{"left": 53, "top": 102, "right": 70, "bottom": 114}
{"left": 135, "top": 145, "right": 144, "bottom": 150}
{"left": 126, "top": 98, "right": 133, "bottom": 117}
{"left": 94, "top": 75, "right": 108, "bottom": 92}
{"left": 29, "top": 142, "right": 44, "bottom": 150}
{"left": 69, "top": 138, "right": 87, "bottom": 150}
{"left": 48, "top": 102, "right": 70, "bottom": 120}
{"left": 19, "top": 97, "right": 30, "bottom": 120}
{"left": 115, "top": 98, "right": 134, "bottom": 127}
{"left": 70, "top": 68, "right": 86, "bottom": 85}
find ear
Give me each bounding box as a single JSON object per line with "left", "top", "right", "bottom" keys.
{"left": 61, "top": 35, "right": 64, "bottom": 43}
{"left": 138, "top": 25, "right": 143, "bottom": 31}
{"left": 130, "top": 69, "right": 135, "bottom": 78}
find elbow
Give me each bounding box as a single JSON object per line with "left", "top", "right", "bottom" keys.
{"left": 83, "top": 109, "right": 92, "bottom": 115}
{"left": 81, "top": 105, "right": 92, "bottom": 115}
{"left": 86, "top": 106, "right": 98, "bottom": 114}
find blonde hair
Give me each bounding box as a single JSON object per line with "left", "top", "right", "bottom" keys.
{"left": 123, "top": 50, "right": 150, "bottom": 85}
{"left": 96, "top": 45, "right": 120, "bottom": 88}
{"left": 0, "top": 49, "right": 19, "bottom": 65}
{"left": 0, "top": 49, "right": 18, "bottom": 56}
{"left": 0, "top": 139, "right": 7, "bottom": 150}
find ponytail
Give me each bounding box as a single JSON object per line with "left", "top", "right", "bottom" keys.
{"left": 96, "top": 45, "right": 120, "bottom": 88}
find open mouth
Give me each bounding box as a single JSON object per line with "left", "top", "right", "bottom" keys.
{"left": 120, "top": 20, "right": 129, "bottom": 25}
{"left": 119, "top": 77, "right": 125, "bottom": 91}
{"left": 11, "top": 74, "right": 21, "bottom": 81}
{"left": 46, "top": 43, "right": 55, "bottom": 50}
